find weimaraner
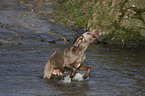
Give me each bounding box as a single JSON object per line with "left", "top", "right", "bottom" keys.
{"left": 43, "top": 31, "right": 99, "bottom": 79}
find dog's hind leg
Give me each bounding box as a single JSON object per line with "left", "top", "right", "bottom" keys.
{"left": 78, "top": 64, "right": 91, "bottom": 79}
{"left": 66, "top": 65, "right": 77, "bottom": 78}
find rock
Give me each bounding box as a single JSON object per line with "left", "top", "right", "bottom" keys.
{"left": 75, "top": 27, "right": 86, "bottom": 37}
{"left": 0, "top": 28, "right": 16, "bottom": 39}
{"left": 0, "top": 41, "right": 2, "bottom": 46}
{"left": 0, "top": 22, "right": 3, "bottom": 27}
{"left": 0, "top": 39, "right": 20, "bottom": 46}
{"left": 16, "top": 4, "right": 30, "bottom": 11}
{"left": 40, "top": 16, "right": 55, "bottom": 20}
{"left": 18, "top": 39, "right": 46, "bottom": 45}
{"left": 38, "top": 33, "right": 62, "bottom": 43}
{"left": 55, "top": 41, "right": 69, "bottom": 44}
{"left": 58, "top": 31, "right": 76, "bottom": 42}
{"left": 121, "top": 18, "right": 145, "bottom": 30}
{"left": 140, "top": 29, "right": 145, "bottom": 37}
{"left": 3, "top": 25, "right": 41, "bottom": 40}
{"left": 141, "top": 12, "right": 145, "bottom": 22}
{"left": 50, "top": 24, "right": 77, "bottom": 42}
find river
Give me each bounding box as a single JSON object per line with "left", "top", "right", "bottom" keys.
{"left": 0, "top": 0, "right": 145, "bottom": 96}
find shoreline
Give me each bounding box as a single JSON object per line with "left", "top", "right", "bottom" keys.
{"left": 55, "top": 0, "right": 145, "bottom": 46}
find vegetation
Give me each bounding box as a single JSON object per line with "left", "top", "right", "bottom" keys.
{"left": 56, "top": 0, "right": 145, "bottom": 45}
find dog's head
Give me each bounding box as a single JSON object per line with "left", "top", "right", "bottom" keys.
{"left": 74, "top": 31, "right": 99, "bottom": 48}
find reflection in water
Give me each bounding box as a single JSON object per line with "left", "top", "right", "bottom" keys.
{"left": 0, "top": 44, "right": 145, "bottom": 96}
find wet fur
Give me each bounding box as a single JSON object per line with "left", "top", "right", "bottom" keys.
{"left": 43, "top": 31, "right": 99, "bottom": 79}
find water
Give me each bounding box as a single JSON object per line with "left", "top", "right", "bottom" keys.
{"left": 0, "top": 44, "right": 145, "bottom": 96}
{"left": 60, "top": 73, "right": 88, "bottom": 83}
{"left": 0, "top": 0, "right": 145, "bottom": 96}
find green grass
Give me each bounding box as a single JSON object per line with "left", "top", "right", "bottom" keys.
{"left": 56, "top": 0, "right": 145, "bottom": 45}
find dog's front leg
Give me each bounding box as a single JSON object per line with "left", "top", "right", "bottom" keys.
{"left": 66, "top": 65, "right": 77, "bottom": 78}
{"left": 79, "top": 64, "right": 91, "bottom": 79}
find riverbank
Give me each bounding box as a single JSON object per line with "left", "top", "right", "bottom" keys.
{"left": 56, "top": 0, "right": 145, "bottom": 46}
{"left": 0, "top": 0, "right": 78, "bottom": 46}
{"left": 1, "top": 0, "right": 145, "bottom": 46}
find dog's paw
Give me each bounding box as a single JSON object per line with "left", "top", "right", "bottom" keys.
{"left": 52, "top": 69, "right": 63, "bottom": 76}
{"left": 83, "top": 74, "right": 89, "bottom": 79}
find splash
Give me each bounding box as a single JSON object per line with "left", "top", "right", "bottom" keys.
{"left": 72, "top": 73, "right": 84, "bottom": 81}
{"left": 60, "top": 73, "right": 89, "bottom": 83}
{"left": 60, "top": 75, "right": 71, "bottom": 83}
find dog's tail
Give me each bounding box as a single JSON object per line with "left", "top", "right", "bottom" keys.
{"left": 43, "top": 61, "right": 55, "bottom": 79}
{"left": 43, "top": 49, "right": 59, "bottom": 79}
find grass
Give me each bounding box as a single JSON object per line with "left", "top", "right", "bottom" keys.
{"left": 56, "top": 0, "right": 145, "bottom": 45}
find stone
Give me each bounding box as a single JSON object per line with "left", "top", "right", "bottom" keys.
{"left": 0, "top": 39, "right": 20, "bottom": 46}
{"left": 0, "top": 28, "right": 16, "bottom": 39}
{"left": 3, "top": 25, "right": 41, "bottom": 40}
{"left": 50, "top": 24, "right": 77, "bottom": 42}
{"left": 76, "top": 27, "right": 86, "bottom": 37}
{"left": 121, "top": 18, "right": 144, "bottom": 30}
{"left": 38, "top": 33, "right": 62, "bottom": 43}
{"left": 141, "top": 12, "right": 145, "bottom": 22}
{"left": 140, "top": 29, "right": 145, "bottom": 37}
{"left": 0, "top": 22, "right": 3, "bottom": 27}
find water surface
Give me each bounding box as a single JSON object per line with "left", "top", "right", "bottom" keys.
{"left": 0, "top": 44, "right": 145, "bottom": 96}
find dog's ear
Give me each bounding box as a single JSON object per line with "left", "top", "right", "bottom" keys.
{"left": 73, "top": 36, "right": 83, "bottom": 48}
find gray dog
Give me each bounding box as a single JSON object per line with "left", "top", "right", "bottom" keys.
{"left": 43, "top": 31, "right": 99, "bottom": 79}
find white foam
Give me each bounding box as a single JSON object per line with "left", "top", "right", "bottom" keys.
{"left": 60, "top": 73, "right": 89, "bottom": 83}
{"left": 72, "top": 73, "right": 84, "bottom": 81}
{"left": 60, "top": 75, "right": 71, "bottom": 83}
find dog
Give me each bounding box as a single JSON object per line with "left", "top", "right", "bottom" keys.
{"left": 43, "top": 31, "right": 99, "bottom": 79}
